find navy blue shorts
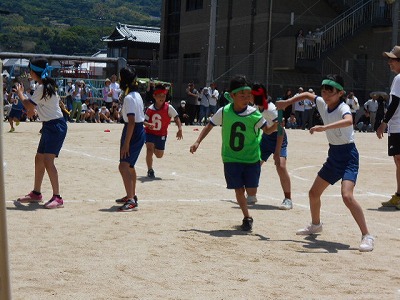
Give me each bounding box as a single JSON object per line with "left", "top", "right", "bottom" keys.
{"left": 318, "top": 143, "right": 359, "bottom": 185}
{"left": 224, "top": 162, "right": 261, "bottom": 189}
{"left": 260, "top": 132, "right": 288, "bottom": 161}
{"left": 146, "top": 133, "right": 167, "bottom": 150}
{"left": 120, "top": 123, "right": 145, "bottom": 167}
{"left": 388, "top": 133, "right": 400, "bottom": 156}
{"left": 9, "top": 109, "right": 23, "bottom": 120}
{"left": 37, "top": 118, "right": 67, "bottom": 157}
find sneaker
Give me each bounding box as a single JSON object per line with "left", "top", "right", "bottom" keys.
{"left": 279, "top": 198, "right": 293, "bottom": 210}
{"left": 16, "top": 120, "right": 20, "bottom": 126}
{"left": 296, "top": 223, "right": 323, "bottom": 235}
{"left": 241, "top": 217, "right": 253, "bottom": 231}
{"left": 359, "top": 234, "right": 374, "bottom": 252}
{"left": 9, "top": 128, "right": 15, "bottom": 133}
{"left": 115, "top": 195, "right": 137, "bottom": 204}
{"left": 381, "top": 194, "right": 400, "bottom": 207}
{"left": 118, "top": 199, "right": 138, "bottom": 212}
{"left": 44, "top": 196, "right": 64, "bottom": 209}
{"left": 17, "top": 191, "right": 43, "bottom": 203}
{"left": 246, "top": 195, "right": 258, "bottom": 204}
{"left": 147, "top": 169, "right": 155, "bottom": 178}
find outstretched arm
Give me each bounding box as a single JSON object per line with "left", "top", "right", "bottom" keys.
{"left": 190, "top": 123, "right": 213, "bottom": 153}
{"left": 276, "top": 92, "right": 315, "bottom": 110}
{"left": 174, "top": 116, "right": 183, "bottom": 140}
{"left": 310, "top": 114, "right": 352, "bottom": 134}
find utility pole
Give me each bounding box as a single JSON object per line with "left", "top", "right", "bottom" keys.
{"left": 206, "top": 0, "right": 217, "bottom": 87}
{"left": 0, "top": 60, "right": 12, "bottom": 300}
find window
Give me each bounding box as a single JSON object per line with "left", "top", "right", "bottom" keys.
{"left": 186, "top": 0, "right": 203, "bottom": 11}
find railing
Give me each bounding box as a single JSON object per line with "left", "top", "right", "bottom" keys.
{"left": 297, "top": 0, "right": 391, "bottom": 60}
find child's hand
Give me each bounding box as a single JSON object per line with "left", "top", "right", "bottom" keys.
{"left": 176, "top": 129, "right": 183, "bottom": 140}
{"left": 309, "top": 125, "right": 325, "bottom": 134}
{"left": 190, "top": 142, "right": 199, "bottom": 153}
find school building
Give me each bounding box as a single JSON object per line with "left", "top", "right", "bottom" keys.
{"left": 159, "top": 0, "right": 398, "bottom": 102}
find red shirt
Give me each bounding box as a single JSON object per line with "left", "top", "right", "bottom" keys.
{"left": 145, "top": 103, "right": 172, "bottom": 136}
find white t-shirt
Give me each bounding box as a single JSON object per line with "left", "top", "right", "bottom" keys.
{"left": 30, "top": 85, "right": 63, "bottom": 121}
{"left": 121, "top": 91, "right": 145, "bottom": 123}
{"left": 209, "top": 88, "right": 219, "bottom": 106}
{"left": 259, "top": 102, "right": 278, "bottom": 128}
{"left": 388, "top": 74, "right": 400, "bottom": 133}
{"left": 315, "top": 96, "right": 354, "bottom": 145}
{"left": 110, "top": 82, "right": 121, "bottom": 100}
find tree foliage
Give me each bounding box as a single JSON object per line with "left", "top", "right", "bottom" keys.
{"left": 0, "top": 0, "right": 161, "bottom": 55}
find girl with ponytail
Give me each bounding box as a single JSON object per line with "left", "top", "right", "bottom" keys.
{"left": 15, "top": 57, "right": 68, "bottom": 209}
{"left": 115, "top": 66, "right": 146, "bottom": 212}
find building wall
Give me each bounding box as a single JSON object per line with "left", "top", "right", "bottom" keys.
{"left": 160, "top": 0, "right": 396, "bottom": 101}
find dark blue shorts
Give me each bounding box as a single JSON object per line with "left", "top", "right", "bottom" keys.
{"left": 318, "top": 143, "right": 359, "bottom": 185}
{"left": 224, "top": 162, "right": 261, "bottom": 189}
{"left": 37, "top": 118, "right": 68, "bottom": 157}
{"left": 9, "top": 108, "right": 23, "bottom": 120}
{"left": 146, "top": 133, "right": 167, "bottom": 150}
{"left": 120, "top": 123, "right": 145, "bottom": 167}
{"left": 260, "top": 132, "right": 288, "bottom": 161}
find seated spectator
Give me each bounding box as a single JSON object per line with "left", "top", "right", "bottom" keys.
{"left": 99, "top": 106, "right": 113, "bottom": 123}
{"left": 286, "top": 113, "right": 297, "bottom": 129}
{"left": 177, "top": 100, "right": 190, "bottom": 126}
{"left": 356, "top": 111, "right": 373, "bottom": 132}
{"left": 109, "top": 102, "right": 121, "bottom": 122}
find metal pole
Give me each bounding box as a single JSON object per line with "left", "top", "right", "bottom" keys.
{"left": 0, "top": 60, "right": 12, "bottom": 299}
{"left": 392, "top": 0, "right": 399, "bottom": 46}
{"left": 266, "top": 0, "right": 273, "bottom": 89}
{"left": 206, "top": 0, "right": 217, "bottom": 87}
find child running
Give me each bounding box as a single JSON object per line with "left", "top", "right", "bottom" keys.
{"left": 8, "top": 79, "right": 25, "bottom": 132}
{"left": 251, "top": 83, "right": 292, "bottom": 210}
{"left": 144, "top": 84, "right": 183, "bottom": 178}
{"left": 115, "top": 66, "right": 146, "bottom": 212}
{"left": 190, "top": 75, "right": 278, "bottom": 231}
{"left": 16, "top": 57, "right": 68, "bottom": 209}
{"left": 275, "top": 74, "right": 374, "bottom": 252}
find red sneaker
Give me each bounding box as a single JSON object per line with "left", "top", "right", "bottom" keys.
{"left": 17, "top": 191, "right": 43, "bottom": 203}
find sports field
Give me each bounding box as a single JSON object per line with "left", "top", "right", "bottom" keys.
{"left": 3, "top": 121, "right": 400, "bottom": 299}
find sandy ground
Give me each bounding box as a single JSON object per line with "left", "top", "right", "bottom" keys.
{"left": 2, "top": 121, "right": 400, "bottom": 300}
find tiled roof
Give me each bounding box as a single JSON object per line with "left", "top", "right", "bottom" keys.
{"left": 102, "top": 23, "right": 160, "bottom": 44}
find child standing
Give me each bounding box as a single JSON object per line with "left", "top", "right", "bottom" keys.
{"left": 115, "top": 66, "right": 146, "bottom": 212}
{"left": 251, "top": 83, "right": 292, "bottom": 210}
{"left": 144, "top": 84, "right": 183, "bottom": 178}
{"left": 16, "top": 57, "right": 68, "bottom": 209}
{"left": 276, "top": 74, "right": 374, "bottom": 252}
{"left": 190, "top": 75, "right": 278, "bottom": 231}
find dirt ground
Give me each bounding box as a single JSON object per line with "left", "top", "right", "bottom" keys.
{"left": 2, "top": 121, "right": 400, "bottom": 299}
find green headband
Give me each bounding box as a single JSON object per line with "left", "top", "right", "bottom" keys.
{"left": 231, "top": 86, "right": 251, "bottom": 94}
{"left": 321, "top": 79, "right": 343, "bottom": 91}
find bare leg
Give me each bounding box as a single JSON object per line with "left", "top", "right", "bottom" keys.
{"left": 145, "top": 143, "right": 154, "bottom": 170}
{"left": 308, "top": 176, "right": 330, "bottom": 225}
{"left": 235, "top": 187, "right": 250, "bottom": 218}
{"left": 119, "top": 162, "right": 136, "bottom": 199}
{"left": 341, "top": 180, "right": 369, "bottom": 235}
{"left": 42, "top": 153, "right": 59, "bottom": 195}
{"left": 276, "top": 157, "right": 291, "bottom": 199}
{"left": 33, "top": 153, "right": 46, "bottom": 193}
{"left": 395, "top": 155, "right": 400, "bottom": 194}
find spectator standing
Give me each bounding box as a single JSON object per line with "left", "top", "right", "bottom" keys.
{"left": 294, "top": 87, "right": 305, "bottom": 128}
{"left": 110, "top": 74, "right": 121, "bottom": 103}
{"left": 364, "top": 95, "right": 379, "bottom": 130}
{"left": 70, "top": 80, "right": 83, "bottom": 123}
{"left": 346, "top": 92, "right": 360, "bottom": 125}
{"left": 302, "top": 88, "right": 315, "bottom": 130}
{"left": 102, "top": 78, "right": 113, "bottom": 109}
{"left": 185, "top": 82, "right": 199, "bottom": 125}
{"left": 209, "top": 82, "right": 219, "bottom": 116}
{"left": 198, "top": 87, "right": 210, "bottom": 125}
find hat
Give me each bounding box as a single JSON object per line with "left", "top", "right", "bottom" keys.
{"left": 105, "top": 78, "right": 111, "bottom": 83}
{"left": 181, "top": 100, "right": 186, "bottom": 104}
{"left": 67, "top": 78, "right": 72, "bottom": 83}
{"left": 308, "top": 88, "right": 314, "bottom": 92}
{"left": 298, "top": 87, "right": 304, "bottom": 91}
{"left": 383, "top": 46, "right": 400, "bottom": 59}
